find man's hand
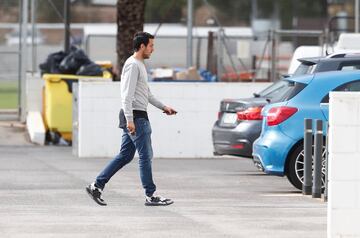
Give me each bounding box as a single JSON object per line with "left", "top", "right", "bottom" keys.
{"left": 127, "top": 121, "right": 136, "bottom": 135}
{"left": 163, "top": 106, "right": 177, "bottom": 115}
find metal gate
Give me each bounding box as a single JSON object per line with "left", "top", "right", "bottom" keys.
{"left": 0, "top": 0, "right": 21, "bottom": 120}
{"left": 0, "top": 0, "right": 35, "bottom": 122}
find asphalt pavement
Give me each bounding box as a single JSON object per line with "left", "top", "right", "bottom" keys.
{"left": 0, "top": 123, "right": 326, "bottom": 238}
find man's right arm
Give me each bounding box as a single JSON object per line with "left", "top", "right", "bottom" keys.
{"left": 121, "top": 63, "right": 139, "bottom": 123}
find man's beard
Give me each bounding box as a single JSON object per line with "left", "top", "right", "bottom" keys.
{"left": 143, "top": 52, "right": 151, "bottom": 59}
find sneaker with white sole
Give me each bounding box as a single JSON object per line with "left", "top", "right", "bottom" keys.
{"left": 86, "top": 182, "right": 107, "bottom": 206}
{"left": 145, "top": 195, "right": 174, "bottom": 206}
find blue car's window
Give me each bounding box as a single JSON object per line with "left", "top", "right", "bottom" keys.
{"left": 293, "top": 63, "right": 315, "bottom": 76}
{"left": 281, "top": 82, "right": 307, "bottom": 101}
{"left": 263, "top": 81, "right": 289, "bottom": 100}
{"left": 262, "top": 80, "right": 306, "bottom": 103}
{"left": 257, "top": 80, "right": 307, "bottom": 103}
{"left": 321, "top": 79, "right": 360, "bottom": 103}
{"left": 258, "top": 80, "right": 287, "bottom": 98}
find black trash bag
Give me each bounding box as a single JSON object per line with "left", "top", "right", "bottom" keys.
{"left": 59, "top": 47, "right": 91, "bottom": 74}
{"left": 76, "top": 63, "right": 103, "bottom": 76}
{"left": 39, "top": 51, "right": 67, "bottom": 74}
{"left": 45, "top": 131, "right": 71, "bottom": 146}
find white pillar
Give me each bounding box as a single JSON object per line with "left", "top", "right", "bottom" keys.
{"left": 328, "top": 92, "right": 360, "bottom": 238}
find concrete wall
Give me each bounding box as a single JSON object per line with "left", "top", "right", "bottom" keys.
{"left": 26, "top": 74, "right": 46, "bottom": 145}
{"left": 328, "top": 92, "right": 360, "bottom": 238}
{"left": 26, "top": 73, "right": 44, "bottom": 112}
{"left": 77, "top": 81, "right": 271, "bottom": 158}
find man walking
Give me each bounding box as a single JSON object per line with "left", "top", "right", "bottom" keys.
{"left": 86, "top": 32, "right": 177, "bottom": 206}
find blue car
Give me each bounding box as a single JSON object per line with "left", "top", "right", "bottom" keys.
{"left": 252, "top": 70, "right": 360, "bottom": 190}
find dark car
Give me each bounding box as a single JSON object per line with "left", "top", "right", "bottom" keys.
{"left": 212, "top": 52, "right": 360, "bottom": 157}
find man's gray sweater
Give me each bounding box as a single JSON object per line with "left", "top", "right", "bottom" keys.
{"left": 121, "top": 56, "right": 165, "bottom": 123}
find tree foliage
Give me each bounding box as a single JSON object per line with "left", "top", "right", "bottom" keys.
{"left": 144, "top": 0, "right": 327, "bottom": 27}
{"left": 37, "top": 0, "right": 65, "bottom": 23}
{"left": 145, "top": 0, "right": 186, "bottom": 23}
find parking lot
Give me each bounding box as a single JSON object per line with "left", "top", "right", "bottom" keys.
{"left": 0, "top": 124, "right": 326, "bottom": 238}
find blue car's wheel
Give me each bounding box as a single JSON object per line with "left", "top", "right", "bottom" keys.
{"left": 287, "top": 143, "right": 326, "bottom": 190}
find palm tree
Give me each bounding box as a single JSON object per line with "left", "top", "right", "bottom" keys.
{"left": 116, "top": 0, "right": 146, "bottom": 80}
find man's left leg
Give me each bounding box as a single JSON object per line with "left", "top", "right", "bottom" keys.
{"left": 86, "top": 131, "right": 136, "bottom": 206}
{"left": 133, "top": 118, "right": 173, "bottom": 206}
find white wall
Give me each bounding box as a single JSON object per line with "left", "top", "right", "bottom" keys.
{"left": 26, "top": 73, "right": 44, "bottom": 112}
{"left": 26, "top": 74, "right": 46, "bottom": 145}
{"left": 328, "top": 92, "right": 360, "bottom": 238}
{"left": 77, "top": 81, "right": 271, "bottom": 158}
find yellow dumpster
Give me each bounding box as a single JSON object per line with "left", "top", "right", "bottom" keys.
{"left": 42, "top": 71, "right": 112, "bottom": 142}
{"left": 95, "top": 61, "right": 113, "bottom": 71}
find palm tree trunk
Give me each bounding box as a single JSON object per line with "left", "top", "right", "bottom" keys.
{"left": 116, "top": 0, "right": 146, "bottom": 80}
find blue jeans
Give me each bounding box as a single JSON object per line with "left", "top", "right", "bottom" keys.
{"left": 95, "top": 118, "right": 156, "bottom": 197}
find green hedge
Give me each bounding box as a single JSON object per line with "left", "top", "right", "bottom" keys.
{"left": 0, "top": 81, "right": 18, "bottom": 109}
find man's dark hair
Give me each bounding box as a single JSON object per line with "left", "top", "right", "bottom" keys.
{"left": 133, "top": 32, "right": 154, "bottom": 52}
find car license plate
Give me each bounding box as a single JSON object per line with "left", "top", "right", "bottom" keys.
{"left": 222, "top": 113, "right": 237, "bottom": 124}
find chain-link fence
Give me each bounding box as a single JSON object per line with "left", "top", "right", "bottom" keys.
{"left": 0, "top": 0, "right": 20, "bottom": 114}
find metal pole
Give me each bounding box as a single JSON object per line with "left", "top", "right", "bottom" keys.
{"left": 251, "top": 0, "right": 258, "bottom": 28}
{"left": 251, "top": 55, "right": 256, "bottom": 82}
{"left": 217, "top": 29, "right": 224, "bottom": 81}
{"left": 271, "top": 30, "right": 277, "bottom": 82}
{"left": 20, "top": 0, "right": 29, "bottom": 122}
{"left": 356, "top": 0, "right": 359, "bottom": 33}
{"left": 312, "top": 120, "right": 323, "bottom": 198}
{"left": 31, "top": 0, "right": 37, "bottom": 74}
{"left": 292, "top": 0, "right": 298, "bottom": 47}
{"left": 318, "top": 33, "right": 325, "bottom": 56}
{"left": 303, "top": 119, "right": 313, "bottom": 195}
{"left": 196, "top": 37, "right": 201, "bottom": 69}
{"left": 206, "top": 31, "right": 215, "bottom": 74}
{"left": 17, "top": 0, "right": 23, "bottom": 119}
{"left": 187, "top": 0, "right": 193, "bottom": 68}
{"left": 64, "top": 0, "right": 71, "bottom": 53}
{"left": 251, "top": 0, "right": 257, "bottom": 82}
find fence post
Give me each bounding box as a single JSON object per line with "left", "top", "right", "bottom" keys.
{"left": 206, "top": 31, "right": 215, "bottom": 74}
{"left": 270, "top": 30, "right": 277, "bottom": 82}
{"left": 216, "top": 29, "right": 224, "bottom": 81}
{"left": 312, "top": 120, "right": 323, "bottom": 198}
{"left": 303, "top": 119, "right": 313, "bottom": 195}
